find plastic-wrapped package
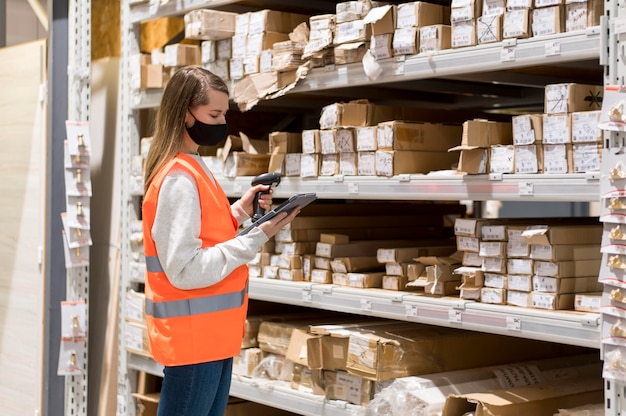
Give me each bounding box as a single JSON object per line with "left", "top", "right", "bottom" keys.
{"left": 251, "top": 354, "right": 294, "bottom": 382}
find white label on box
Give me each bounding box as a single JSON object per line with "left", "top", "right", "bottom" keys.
{"left": 503, "top": 10, "right": 527, "bottom": 38}
{"left": 515, "top": 145, "right": 538, "bottom": 174}
{"left": 248, "top": 11, "right": 267, "bottom": 35}
{"left": 337, "top": 128, "right": 355, "bottom": 152}
{"left": 340, "top": 152, "right": 358, "bottom": 175}
{"left": 494, "top": 365, "right": 543, "bottom": 388}
{"left": 217, "top": 38, "right": 232, "bottom": 60}
{"left": 377, "top": 249, "right": 395, "bottom": 263}
{"left": 532, "top": 292, "right": 556, "bottom": 309}
{"left": 320, "top": 104, "right": 339, "bottom": 130}
{"left": 567, "top": 3, "right": 588, "bottom": 32}
{"left": 229, "top": 58, "right": 244, "bottom": 80}
{"left": 480, "top": 242, "right": 504, "bottom": 257}
{"left": 386, "top": 263, "right": 403, "bottom": 276}
{"left": 302, "top": 130, "right": 317, "bottom": 154}
{"left": 507, "top": 0, "right": 532, "bottom": 8}
{"left": 452, "top": 21, "right": 475, "bottom": 47}
{"left": 201, "top": 40, "right": 216, "bottom": 63}
{"left": 463, "top": 251, "right": 483, "bottom": 266}
{"left": 358, "top": 152, "right": 376, "bottom": 176}
{"left": 337, "top": 371, "right": 365, "bottom": 405}
{"left": 507, "top": 290, "right": 530, "bottom": 307}
{"left": 573, "top": 144, "right": 600, "bottom": 173}
{"left": 243, "top": 54, "right": 260, "bottom": 75}
{"left": 482, "top": 288, "right": 505, "bottom": 303}
{"left": 578, "top": 295, "right": 601, "bottom": 310}
{"left": 533, "top": 276, "right": 557, "bottom": 292}
{"left": 458, "top": 236, "right": 480, "bottom": 252}
{"left": 349, "top": 334, "right": 375, "bottom": 368}
{"left": 490, "top": 146, "right": 516, "bottom": 173}
{"left": 544, "top": 144, "right": 568, "bottom": 174}
{"left": 310, "top": 17, "right": 331, "bottom": 31}
{"left": 533, "top": 7, "right": 559, "bottom": 37}
{"left": 397, "top": 4, "right": 417, "bottom": 28}
{"left": 455, "top": 218, "right": 478, "bottom": 235}
{"left": 485, "top": 273, "right": 506, "bottom": 288}
{"left": 451, "top": 6, "right": 474, "bottom": 22}
{"left": 543, "top": 115, "right": 570, "bottom": 144}
{"left": 320, "top": 130, "right": 338, "bottom": 154}
{"left": 372, "top": 34, "right": 393, "bottom": 59}
{"left": 393, "top": 28, "right": 417, "bottom": 55}
{"left": 285, "top": 153, "right": 302, "bottom": 176}
{"left": 356, "top": 127, "right": 378, "bottom": 151}
{"left": 301, "top": 153, "right": 319, "bottom": 178}
{"left": 508, "top": 274, "right": 532, "bottom": 291}
{"left": 536, "top": 0, "right": 561, "bottom": 7}
{"left": 246, "top": 33, "right": 264, "bottom": 56}
{"left": 321, "top": 154, "right": 339, "bottom": 176}
{"left": 535, "top": 261, "right": 559, "bottom": 277}
{"left": 336, "top": 20, "right": 366, "bottom": 44}
{"left": 572, "top": 111, "right": 601, "bottom": 143}
{"left": 482, "top": 225, "right": 507, "bottom": 241}
{"left": 331, "top": 259, "right": 348, "bottom": 273}
{"left": 231, "top": 34, "right": 246, "bottom": 58}
{"left": 375, "top": 151, "right": 394, "bottom": 177}
{"left": 508, "top": 259, "right": 533, "bottom": 275}
{"left": 478, "top": 15, "right": 499, "bottom": 44}
{"left": 260, "top": 49, "right": 273, "bottom": 73}
{"left": 315, "top": 256, "right": 331, "bottom": 269}
{"left": 484, "top": 0, "right": 505, "bottom": 16}
{"left": 530, "top": 244, "right": 553, "bottom": 260}
{"left": 333, "top": 345, "right": 345, "bottom": 359}
{"left": 513, "top": 115, "right": 535, "bottom": 145}
{"left": 483, "top": 257, "right": 506, "bottom": 272}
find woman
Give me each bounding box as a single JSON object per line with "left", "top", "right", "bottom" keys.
{"left": 142, "top": 66, "right": 298, "bottom": 416}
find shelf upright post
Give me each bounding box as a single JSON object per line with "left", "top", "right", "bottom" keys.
{"left": 117, "top": 1, "right": 143, "bottom": 415}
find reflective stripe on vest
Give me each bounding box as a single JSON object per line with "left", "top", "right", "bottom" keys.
{"left": 145, "top": 256, "right": 163, "bottom": 273}
{"left": 145, "top": 287, "right": 247, "bottom": 319}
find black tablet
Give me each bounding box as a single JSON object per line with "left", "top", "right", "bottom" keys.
{"left": 237, "top": 193, "right": 317, "bottom": 236}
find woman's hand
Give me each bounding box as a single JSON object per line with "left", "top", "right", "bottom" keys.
{"left": 258, "top": 209, "right": 300, "bottom": 238}
{"left": 239, "top": 184, "right": 273, "bottom": 217}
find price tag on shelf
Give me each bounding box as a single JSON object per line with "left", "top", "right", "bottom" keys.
{"left": 348, "top": 183, "right": 359, "bottom": 194}
{"left": 506, "top": 316, "right": 522, "bottom": 331}
{"left": 501, "top": 47, "right": 516, "bottom": 62}
{"left": 405, "top": 304, "right": 418, "bottom": 317}
{"left": 337, "top": 66, "right": 348, "bottom": 80}
{"left": 302, "top": 289, "right": 312, "bottom": 302}
{"left": 545, "top": 41, "right": 561, "bottom": 57}
{"left": 449, "top": 309, "right": 462, "bottom": 323}
{"left": 361, "top": 299, "right": 372, "bottom": 311}
{"left": 518, "top": 182, "right": 534, "bottom": 195}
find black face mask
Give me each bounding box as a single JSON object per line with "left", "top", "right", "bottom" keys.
{"left": 186, "top": 111, "right": 228, "bottom": 147}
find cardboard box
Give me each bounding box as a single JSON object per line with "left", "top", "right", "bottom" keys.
{"left": 503, "top": 9, "right": 531, "bottom": 39}
{"left": 489, "top": 145, "right": 515, "bottom": 173}
{"left": 566, "top": 0, "right": 603, "bottom": 32}
{"left": 571, "top": 111, "right": 601, "bottom": 143}
{"left": 300, "top": 153, "right": 320, "bottom": 177}
{"left": 508, "top": 273, "right": 533, "bottom": 291}
{"left": 531, "top": 292, "right": 576, "bottom": 309}
{"left": 376, "top": 150, "right": 458, "bottom": 176}
{"left": 216, "top": 38, "right": 232, "bottom": 60}
{"left": 334, "top": 41, "right": 368, "bottom": 64}
{"left": 543, "top": 144, "right": 572, "bottom": 174}
{"left": 269, "top": 131, "right": 302, "bottom": 154}
{"left": 341, "top": 152, "right": 358, "bottom": 175}
{"left": 543, "top": 114, "right": 571, "bottom": 144}
{"left": 320, "top": 129, "right": 340, "bottom": 154}
{"left": 457, "top": 148, "right": 489, "bottom": 174}
{"left": 453, "top": 119, "right": 513, "bottom": 148}
{"left": 378, "top": 246, "right": 454, "bottom": 263}
{"left": 324, "top": 370, "right": 375, "bottom": 405}
{"left": 358, "top": 151, "right": 377, "bottom": 175}
{"left": 572, "top": 142, "right": 601, "bottom": 173}
{"left": 507, "top": 289, "right": 533, "bottom": 306}
{"left": 125, "top": 289, "right": 145, "bottom": 324}
{"left": 233, "top": 348, "right": 263, "bottom": 377}
{"left": 247, "top": 9, "right": 309, "bottom": 35}
{"left": 532, "top": 5, "right": 564, "bottom": 37}
{"left": 356, "top": 126, "right": 378, "bottom": 151}
{"left": 515, "top": 144, "right": 543, "bottom": 173}
{"left": 348, "top": 271, "right": 386, "bottom": 288}
{"left": 246, "top": 31, "right": 290, "bottom": 56}
{"left": 139, "top": 64, "right": 165, "bottom": 89}
{"left": 364, "top": 5, "right": 396, "bottom": 35}
{"left": 443, "top": 376, "right": 602, "bottom": 416}
{"left": 574, "top": 292, "right": 602, "bottom": 312}
{"left": 532, "top": 275, "right": 603, "bottom": 294}
{"left": 420, "top": 24, "right": 452, "bottom": 52}
{"left": 377, "top": 121, "right": 462, "bottom": 151}
{"left": 397, "top": 2, "right": 450, "bottom": 28}
{"left": 477, "top": 14, "right": 502, "bottom": 44}
{"left": 530, "top": 243, "right": 601, "bottom": 261}
{"left": 451, "top": 20, "right": 477, "bottom": 48}
{"left": 124, "top": 321, "right": 150, "bottom": 356}
{"left": 545, "top": 83, "right": 603, "bottom": 114}
{"left": 451, "top": 0, "right": 482, "bottom": 22}
{"left": 392, "top": 27, "right": 418, "bottom": 55}
{"left": 481, "top": 287, "right": 506, "bottom": 304}
{"left": 331, "top": 256, "right": 382, "bottom": 273}
{"left": 223, "top": 152, "right": 270, "bottom": 177}
{"left": 382, "top": 274, "right": 410, "bottom": 290}
{"left": 534, "top": 259, "right": 601, "bottom": 277}
{"left": 484, "top": 272, "right": 507, "bottom": 289}
{"left": 319, "top": 100, "right": 398, "bottom": 129}
{"left": 316, "top": 239, "right": 426, "bottom": 258}
{"left": 522, "top": 225, "right": 602, "bottom": 245}
{"left": 311, "top": 269, "right": 333, "bottom": 283}
{"left": 302, "top": 129, "right": 321, "bottom": 154}
{"left": 335, "top": 19, "right": 371, "bottom": 44}
{"left": 371, "top": 34, "right": 394, "bottom": 59}
{"left": 184, "top": 9, "right": 237, "bottom": 40}
{"left": 512, "top": 114, "right": 543, "bottom": 145}
{"left": 164, "top": 43, "right": 201, "bottom": 67}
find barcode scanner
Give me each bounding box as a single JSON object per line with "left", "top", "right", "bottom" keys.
{"left": 251, "top": 172, "right": 281, "bottom": 222}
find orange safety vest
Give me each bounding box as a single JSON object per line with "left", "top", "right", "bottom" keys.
{"left": 142, "top": 152, "right": 248, "bottom": 366}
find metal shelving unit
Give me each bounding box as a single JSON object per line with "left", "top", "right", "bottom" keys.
{"left": 118, "top": 0, "right": 609, "bottom": 414}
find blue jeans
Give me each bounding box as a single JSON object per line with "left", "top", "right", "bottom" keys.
{"left": 157, "top": 358, "right": 233, "bottom": 416}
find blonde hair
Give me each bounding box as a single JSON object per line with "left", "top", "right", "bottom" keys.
{"left": 143, "top": 66, "right": 229, "bottom": 193}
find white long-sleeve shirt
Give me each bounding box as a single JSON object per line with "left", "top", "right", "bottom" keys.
{"left": 151, "top": 155, "right": 268, "bottom": 290}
